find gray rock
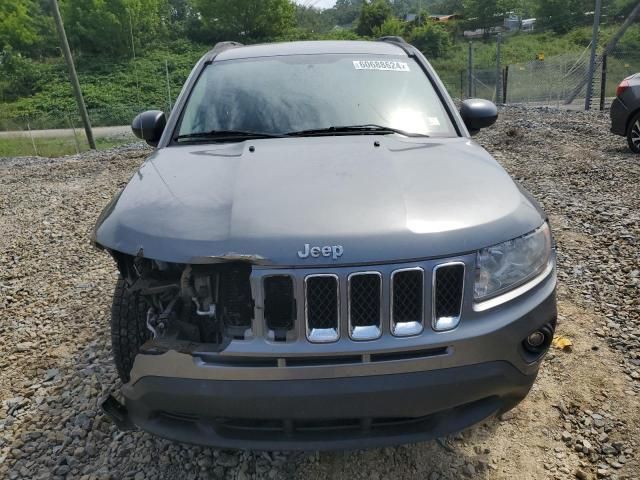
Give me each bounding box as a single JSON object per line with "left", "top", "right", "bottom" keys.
{"left": 216, "top": 452, "right": 238, "bottom": 468}
{"left": 462, "top": 463, "right": 476, "bottom": 477}
{"left": 43, "top": 369, "right": 59, "bottom": 382}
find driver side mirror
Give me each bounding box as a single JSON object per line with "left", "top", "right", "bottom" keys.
{"left": 132, "top": 110, "right": 166, "bottom": 147}
{"left": 459, "top": 99, "right": 498, "bottom": 135}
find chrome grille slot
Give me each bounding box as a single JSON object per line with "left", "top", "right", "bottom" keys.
{"left": 391, "top": 268, "right": 424, "bottom": 336}
{"left": 263, "top": 276, "right": 295, "bottom": 341}
{"left": 348, "top": 272, "right": 382, "bottom": 340}
{"left": 305, "top": 274, "right": 339, "bottom": 343}
{"left": 433, "top": 262, "right": 465, "bottom": 331}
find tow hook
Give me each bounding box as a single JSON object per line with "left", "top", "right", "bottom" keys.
{"left": 101, "top": 394, "right": 135, "bottom": 431}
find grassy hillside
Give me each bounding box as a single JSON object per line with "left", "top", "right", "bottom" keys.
{"left": 2, "top": 24, "right": 639, "bottom": 130}
{"left": 0, "top": 41, "right": 207, "bottom": 130}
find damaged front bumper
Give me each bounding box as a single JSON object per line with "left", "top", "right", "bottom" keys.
{"left": 119, "top": 362, "right": 535, "bottom": 451}
{"left": 104, "top": 274, "right": 556, "bottom": 451}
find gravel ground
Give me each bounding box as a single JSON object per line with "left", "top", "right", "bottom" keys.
{"left": 0, "top": 107, "right": 639, "bottom": 480}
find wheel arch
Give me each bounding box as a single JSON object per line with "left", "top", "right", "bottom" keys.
{"left": 625, "top": 106, "right": 640, "bottom": 134}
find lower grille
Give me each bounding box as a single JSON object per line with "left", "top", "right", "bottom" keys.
{"left": 433, "top": 263, "right": 465, "bottom": 331}
{"left": 391, "top": 268, "right": 424, "bottom": 336}
{"left": 348, "top": 272, "right": 382, "bottom": 340}
{"left": 305, "top": 275, "right": 339, "bottom": 343}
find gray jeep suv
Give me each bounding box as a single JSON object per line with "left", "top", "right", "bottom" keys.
{"left": 94, "top": 39, "right": 557, "bottom": 450}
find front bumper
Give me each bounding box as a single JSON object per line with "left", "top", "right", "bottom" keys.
{"left": 116, "top": 269, "right": 557, "bottom": 450}
{"left": 611, "top": 97, "right": 629, "bottom": 136}
{"left": 124, "top": 362, "right": 535, "bottom": 451}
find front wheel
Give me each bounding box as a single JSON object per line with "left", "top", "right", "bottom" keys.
{"left": 110, "top": 277, "right": 150, "bottom": 383}
{"left": 626, "top": 112, "right": 640, "bottom": 153}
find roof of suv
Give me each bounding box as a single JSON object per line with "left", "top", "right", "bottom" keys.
{"left": 213, "top": 40, "right": 408, "bottom": 61}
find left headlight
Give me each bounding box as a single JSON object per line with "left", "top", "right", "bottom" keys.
{"left": 474, "top": 222, "right": 553, "bottom": 301}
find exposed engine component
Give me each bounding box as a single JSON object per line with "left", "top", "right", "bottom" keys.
{"left": 146, "top": 295, "right": 179, "bottom": 338}
{"left": 112, "top": 252, "right": 255, "bottom": 345}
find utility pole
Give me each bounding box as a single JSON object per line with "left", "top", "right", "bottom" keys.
{"left": 129, "top": 11, "right": 141, "bottom": 105}
{"left": 585, "top": 0, "right": 602, "bottom": 111}
{"left": 495, "top": 34, "right": 502, "bottom": 103}
{"left": 165, "top": 60, "right": 173, "bottom": 112}
{"left": 467, "top": 41, "right": 474, "bottom": 98}
{"left": 50, "top": 0, "right": 96, "bottom": 149}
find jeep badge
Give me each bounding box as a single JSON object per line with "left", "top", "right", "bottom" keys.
{"left": 297, "top": 244, "right": 344, "bottom": 260}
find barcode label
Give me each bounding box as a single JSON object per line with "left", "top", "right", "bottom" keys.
{"left": 353, "top": 60, "right": 410, "bottom": 72}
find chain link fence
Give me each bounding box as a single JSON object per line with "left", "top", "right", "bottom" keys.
{"left": 504, "top": 52, "right": 593, "bottom": 106}
{"left": 440, "top": 40, "right": 640, "bottom": 110}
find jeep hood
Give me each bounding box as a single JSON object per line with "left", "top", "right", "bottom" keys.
{"left": 93, "top": 136, "right": 544, "bottom": 266}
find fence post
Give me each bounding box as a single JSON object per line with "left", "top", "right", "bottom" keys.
{"left": 495, "top": 34, "right": 502, "bottom": 104}
{"left": 67, "top": 114, "right": 81, "bottom": 154}
{"left": 600, "top": 53, "right": 608, "bottom": 111}
{"left": 585, "top": 0, "right": 602, "bottom": 110}
{"left": 503, "top": 66, "right": 509, "bottom": 104}
{"left": 467, "top": 41, "right": 474, "bottom": 98}
{"left": 26, "top": 121, "right": 39, "bottom": 157}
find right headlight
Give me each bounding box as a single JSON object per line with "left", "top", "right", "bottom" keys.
{"left": 474, "top": 222, "right": 553, "bottom": 301}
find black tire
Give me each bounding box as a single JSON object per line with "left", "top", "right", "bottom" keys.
{"left": 111, "top": 277, "right": 150, "bottom": 383}
{"left": 626, "top": 111, "right": 640, "bottom": 153}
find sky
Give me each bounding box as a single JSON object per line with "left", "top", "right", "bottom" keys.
{"left": 293, "top": 0, "right": 337, "bottom": 9}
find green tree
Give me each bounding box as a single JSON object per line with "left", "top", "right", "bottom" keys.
{"left": 430, "top": 0, "right": 464, "bottom": 15}
{"left": 357, "top": 0, "right": 393, "bottom": 36}
{"left": 0, "top": 0, "right": 46, "bottom": 53}
{"left": 534, "top": 0, "right": 591, "bottom": 33}
{"left": 408, "top": 22, "right": 451, "bottom": 57}
{"left": 330, "top": 0, "right": 364, "bottom": 26}
{"left": 296, "top": 5, "right": 335, "bottom": 33}
{"left": 60, "top": 0, "right": 169, "bottom": 56}
{"left": 372, "top": 16, "right": 406, "bottom": 36}
{"left": 193, "top": 0, "right": 296, "bottom": 42}
{"left": 389, "top": 0, "right": 414, "bottom": 17}
{"left": 463, "top": 0, "right": 498, "bottom": 31}
{"left": 166, "top": 0, "right": 199, "bottom": 37}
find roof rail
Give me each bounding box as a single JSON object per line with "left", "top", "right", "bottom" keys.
{"left": 206, "top": 41, "right": 244, "bottom": 61}
{"left": 377, "top": 36, "right": 407, "bottom": 44}
{"left": 213, "top": 41, "right": 244, "bottom": 52}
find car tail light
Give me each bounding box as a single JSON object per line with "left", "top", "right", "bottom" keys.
{"left": 617, "top": 79, "right": 630, "bottom": 97}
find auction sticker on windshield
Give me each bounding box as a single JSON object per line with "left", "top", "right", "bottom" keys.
{"left": 353, "top": 60, "right": 410, "bottom": 72}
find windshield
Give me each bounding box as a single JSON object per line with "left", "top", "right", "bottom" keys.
{"left": 177, "top": 54, "right": 457, "bottom": 139}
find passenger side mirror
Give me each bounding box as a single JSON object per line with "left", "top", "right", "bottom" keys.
{"left": 132, "top": 110, "right": 166, "bottom": 147}
{"left": 459, "top": 99, "right": 498, "bottom": 135}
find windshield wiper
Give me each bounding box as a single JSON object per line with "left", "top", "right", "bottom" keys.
{"left": 175, "top": 129, "right": 287, "bottom": 142}
{"left": 286, "top": 124, "right": 428, "bottom": 138}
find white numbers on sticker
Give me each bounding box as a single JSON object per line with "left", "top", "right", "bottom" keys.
{"left": 353, "top": 60, "right": 410, "bottom": 72}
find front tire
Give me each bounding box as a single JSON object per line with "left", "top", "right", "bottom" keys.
{"left": 111, "top": 277, "right": 150, "bottom": 383}
{"left": 626, "top": 112, "right": 640, "bottom": 153}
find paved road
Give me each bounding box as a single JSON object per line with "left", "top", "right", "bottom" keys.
{"left": 0, "top": 125, "right": 132, "bottom": 139}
